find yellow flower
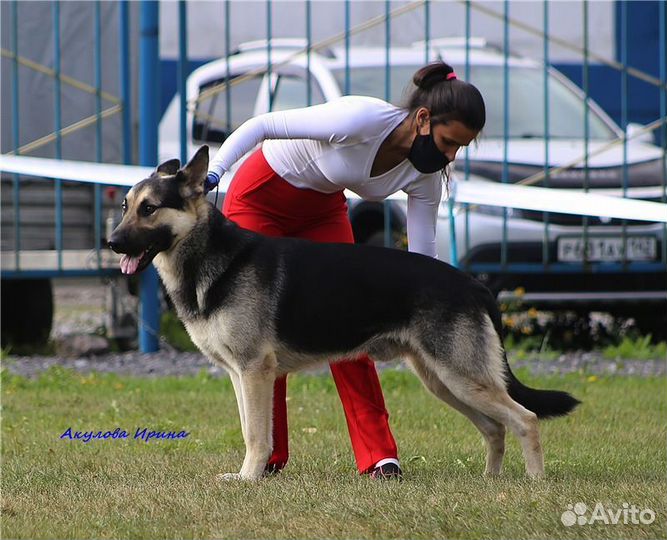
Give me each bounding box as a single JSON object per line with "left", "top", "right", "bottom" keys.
{"left": 587, "top": 375, "right": 598, "bottom": 383}
{"left": 527, "top": 307, "right": 539, "bottom": 319}
{"left": 514, "top": 287, "right": 526, "bottom": 298}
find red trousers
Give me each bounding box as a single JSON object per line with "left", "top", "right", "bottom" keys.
{"left": 222, "top": 148, "right": 398, "bottom": 474}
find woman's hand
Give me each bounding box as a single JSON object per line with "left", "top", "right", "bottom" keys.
{"left": 204, "top": 171, "right": 220, "bottom": 193}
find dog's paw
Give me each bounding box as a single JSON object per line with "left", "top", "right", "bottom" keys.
{"left": 215, "top": 472, "right": 263, "bottom": 482}
{"left": 215, "top": 472, "right": 243, "bottom": 482}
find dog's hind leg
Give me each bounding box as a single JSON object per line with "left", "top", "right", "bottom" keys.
{"left": 406, "top": 355, "right": 506, "bottom": 476}
{"left": 445, "top": 374, "right": 544, "bottom": 478}
{"left": 425, "top": 313, "right": 544, "bottom": 477}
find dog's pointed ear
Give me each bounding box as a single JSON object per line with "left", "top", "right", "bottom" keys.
{"left": 177, "top": 146, "right": 209, "bottom": 198}
{"left": 156, "top": 158, "right": 180, "bottom": 176}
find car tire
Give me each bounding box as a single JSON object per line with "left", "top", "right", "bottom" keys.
{"left": 1, "top": 278, "right": 54, "bottom": 348}
{"left": 363, "top": 229, "right": 406, "bottom": 250}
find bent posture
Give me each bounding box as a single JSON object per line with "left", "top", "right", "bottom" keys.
{"left": 204, "top": 62, "right": 485, "bottom": 478}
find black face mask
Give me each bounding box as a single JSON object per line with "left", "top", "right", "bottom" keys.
{"left": 408, "top": 124, "right": 449, "bottom": 174}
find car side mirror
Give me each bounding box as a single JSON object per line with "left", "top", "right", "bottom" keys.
{"left": 626, "top": 122, "right": 654, "bottom": 145}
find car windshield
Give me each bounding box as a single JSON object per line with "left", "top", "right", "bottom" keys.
{"left": 331, "top": 65, "right": 420, "bottom": 104}
{"left": 331, "top": 64, "right": 617, "bottom": 140}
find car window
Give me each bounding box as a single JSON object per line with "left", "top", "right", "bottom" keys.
{"left": 271, "top": 74, "right": 325, "bottom": 111}
{"left": 331, "top": 66, "right": 419, "bottom": 105}
{"left": 467, "top": 66, "right": 616, "bottom": 140}
{"left": 332, "top": 64, "right": 616, "bottom": 140}
{"left": 193, "top": 73, "right": 263, "bottom": 144}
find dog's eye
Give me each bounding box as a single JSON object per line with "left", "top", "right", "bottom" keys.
{"left": 142, "top": 204, "right": 157, "bottom": 217}
{"left": 121, "top": 200, "right": 127, "bottom": 215}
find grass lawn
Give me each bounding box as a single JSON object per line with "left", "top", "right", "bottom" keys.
{"left": 2, "top": 366, "right": 665, "bottom": 539}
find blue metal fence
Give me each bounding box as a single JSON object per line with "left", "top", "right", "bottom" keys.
{"left": 2, "top": 0, "right": 666, "bottom": 352}
{"left": 3, "top": 0, "right": 133, "bottom": 279}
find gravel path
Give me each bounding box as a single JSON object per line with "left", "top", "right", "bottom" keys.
{"left": 3, "top": 278, "right": 664, "bottom": 379}
{"left": 4, "top": 349, "right": 665, "bottom": 380}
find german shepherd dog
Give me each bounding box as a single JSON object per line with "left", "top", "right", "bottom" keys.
{"left": 109, "top": 146, "right": 579, "bottom": 481}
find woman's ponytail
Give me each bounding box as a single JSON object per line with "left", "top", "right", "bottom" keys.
{"left": 412, "top": 62, "right": 457, "bottom": 90}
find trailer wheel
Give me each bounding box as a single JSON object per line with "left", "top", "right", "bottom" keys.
{"left": 1, "top": 279, "right": 53, "bottom": 348}
{"left": 362, "top": 230, "right": 399, "bottom": 249}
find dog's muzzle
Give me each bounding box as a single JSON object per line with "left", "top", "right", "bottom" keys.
{"left": 108, "top": 233, "right": 155, "bottom": 275}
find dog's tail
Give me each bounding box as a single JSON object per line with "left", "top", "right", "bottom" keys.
{"left": 482, "top": 292, "right": 581, "bottom": 420}
{"left": 502, "top": 353, "right": 581, "bottom": 419}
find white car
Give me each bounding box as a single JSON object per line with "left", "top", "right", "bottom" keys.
{"left": 159, "top": 38, "right": 666, "bottom": 316}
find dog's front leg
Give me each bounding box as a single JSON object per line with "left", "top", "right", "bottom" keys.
{"left": 217, "top": 365, "right": 275, "bottom": 481}
{"left": 228, "top": 370, "right": 247, "bottom": 442}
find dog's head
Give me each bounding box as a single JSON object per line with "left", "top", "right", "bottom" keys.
{"left": 108, "top": 145, "right": 209, "bottom": 274}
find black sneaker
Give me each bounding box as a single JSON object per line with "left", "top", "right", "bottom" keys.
{"left": 369, "top": 462, "right": 403, "bottom": 480}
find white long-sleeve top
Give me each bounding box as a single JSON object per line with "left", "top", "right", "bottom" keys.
{"left": 209, "top": 95, "right": 442, "bottom": 258}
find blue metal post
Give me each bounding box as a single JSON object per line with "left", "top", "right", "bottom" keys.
{"left": 424, "top": 0, "right": 429, "bottom": 64}
{"left": 53, "top": 1, "right": 63, "bottom": 271}
{"left": 542, "top": 0, "right": 550, "bottom": 267}
{"left": 11, "top": 1, "right": 20, "bottom": 269}
{"left": 306, "top": 0, "right": 312, "bottom": 105}
{"left": 660, "top": 0, "right": 666, "bottom": 264}
{"left": 501, "top": 0, "right": 510, "bottom": 268}
{"left": 463, "top": 0, "right": 471, "bottom": 263}
{"left": 383, "top": 0, "right": 392, "bottom": 249}
{"left": 178, "top": 0, "right": 188, "bottom": 165}
{"left": 120, "top": 0, "right": 131, "bottom": 165}
{"left": 94, "top": 1, "right": 103, "bottom": 266}
{"left": 139, "top": 0, "right": 161, "bottom": 353}
{"left": 446, "top": 3, "right": 459, "bottom": 270}
{"left": 447, "top": 198, "right": 458, "bottom": 267}
{"left": 344, "top": 0, "right": 350, "bottom": 95}
{"left": 225, "top": 1, "right": 231, "bottom": 135}
{"left": 267, "top": 0, "right": 273, "bottom": 110}
{"left": 446, "top": 0, "right": 459, "bottom": 268}
{"left": 620, "top": 0, "right": 629, "bottom": 265}
{"left": 582, "top": 1, "right": 591, "bottom": 264}
{"left": 384, "top": 0, "right": 391, "bottom": 103}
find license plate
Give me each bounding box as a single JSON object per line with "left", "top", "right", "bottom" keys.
{"left": 557, "top": 236, "right": 657, "bottom": 262}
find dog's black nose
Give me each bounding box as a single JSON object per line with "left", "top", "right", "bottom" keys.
{"left": 108, "top": 235, "right": 125, "bottom": 253}
{"left": 108, "top": 230, "right": 126, "bottom": 253}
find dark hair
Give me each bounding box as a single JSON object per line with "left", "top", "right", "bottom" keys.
{"left": 406, "top": 62, "right": 486, "bottom": 132}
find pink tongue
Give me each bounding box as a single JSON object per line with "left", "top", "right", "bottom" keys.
{"left": 120, "top": 253, "right": 143, "bottom": 275}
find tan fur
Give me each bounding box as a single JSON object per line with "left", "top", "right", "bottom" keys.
{"left": 405, "top": 355, "right": 507, "bottom": 476}
{"left": 110, "top": 147, "right": 557, "bottom": 482}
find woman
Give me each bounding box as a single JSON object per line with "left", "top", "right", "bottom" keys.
{"left": 205, "top": 61, "right": 486, "bottom": 479}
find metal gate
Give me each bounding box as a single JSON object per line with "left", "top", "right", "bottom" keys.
{"left": 2, "top": 1, "right": 666, "bottom": 352}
